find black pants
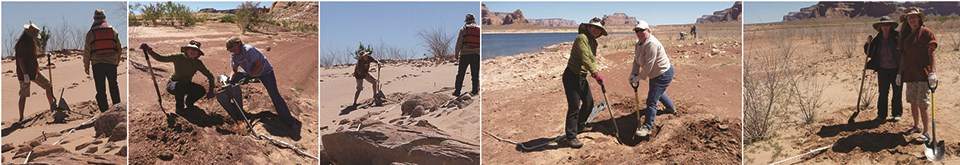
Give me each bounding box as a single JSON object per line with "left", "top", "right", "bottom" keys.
{"left": 876, "top": 67, "right": 903, "bottom": 118}
{"left": 166, "top": 80, "right": 205, "bottom": 111}
{"left": 454, "top": 54, "right": 480, "bottom": 95}
{"left": 93, "top": 63, "right": 121, "bottom": 112}
{"left": 562, "top": 68, "right": 593, "bottom": 138}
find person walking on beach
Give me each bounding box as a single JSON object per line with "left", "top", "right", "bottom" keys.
{"left": 561, "top": 17, "right": 607, "bottom": 148}
{"left": 140, "top": 41, "right": 215, "bottom": 112}
{"left": 628, "top": 21, "right": 676, "bottom": 138}
{"left": 896, "top": 7, "right": 938, "bottom": 143}
{"left": 864, "top": 16, "right": 902, "bottom": 122}
{"left": 351, "top": 44, "right": 381, "bottom": 107}
{"left": 15, "top": 23, "right": 56, "bottom": 123}
{"left": 225, "top": 37, "right": 297, "bottom": 125}
{"left": 453, "top": 13, "right": 481, "bottom": 97}
{"left": 84, "top": 9, "right": 123, "bottom": 112}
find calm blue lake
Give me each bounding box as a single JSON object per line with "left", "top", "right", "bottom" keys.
{"left": 481, "top": 32, "right": 578, "bottom": 59}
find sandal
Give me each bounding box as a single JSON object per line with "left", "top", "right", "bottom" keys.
{"left": 907, "top": 126, "right": 922, "bottom": 134}
{"left": 915, "top": 134, "right": 930, "bottom": 143}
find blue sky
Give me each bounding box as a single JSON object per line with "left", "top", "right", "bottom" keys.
{"left": 129, "top": 1, "right": 274, "bottom": 14}
{"left": 3, "top": 2, "right": 128, "bottom": 55}
{"left": 484, "top": 2, "right": 737, "bottom": 25}
{"left": 744, "top": 2, "right": 817, "bottom": 24}
{"left": 320, "top": 2, "right": 481, "bottom": 60}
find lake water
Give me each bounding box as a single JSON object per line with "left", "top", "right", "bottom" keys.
{"left": 481, "top": 32, "right": 579, "bottom": 59}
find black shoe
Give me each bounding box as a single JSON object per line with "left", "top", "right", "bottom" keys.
{"left": 579, "top": 125, "right": 593, "bottom": 133}
{"left": 564, "top": 137, "right": 583, "bottom": 148}
{"left": 470, "top": 91, "right": 479, "bottom": 96}
{"left": 452, "top": 91, "right": 462, "bottom": 97}
{"left": 874, "top": 116, "right": 887, "bottom": 123}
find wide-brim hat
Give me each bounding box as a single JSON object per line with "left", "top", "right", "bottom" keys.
{"left": 180, "top": 40, "right": 205, "bottom": 56}
{"left": 465, "top": 13, "right": 476, "bottom": 23}
{"left": 873, "top": 16, "right": 898, "bottom": 32}
{"left": 94, "top": 9, "right": 106, "bottom": 20}
{"left": 579, "top": 17, "right": 607, "bottom": 36}
{"left": 902, "top": 7, "right": 925, "bottom": 21}
{"left": 23, "top": 23, "right": 41, "bottom": 39}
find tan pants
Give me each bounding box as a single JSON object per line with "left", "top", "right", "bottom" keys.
{"left": 905, "top": 82, "right": 931, "bottom": 107}
{"left": 19, "top": 73, "right": 53, "bottom": 97}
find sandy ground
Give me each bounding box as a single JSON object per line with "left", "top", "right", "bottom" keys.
{"left": 481, "top": 23, "right": 743, "bottom": 164}
{"left": 744, "top": 19, "right": 960, "bottom": 164}
{"left": 318, "top": 58, "right": 481, "bottom": 163}
{"left": 1, "top": 50, "right": 129, "bottom": 164}
{"left": 127, "top": 22, "right": 318, "bottom": 164}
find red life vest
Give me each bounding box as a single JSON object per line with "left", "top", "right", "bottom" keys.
{"left": 463, "top": 24, "right": 480, "bottom": 48}
{"left": 90, "top": 22, "right": 119, "bottom": 55}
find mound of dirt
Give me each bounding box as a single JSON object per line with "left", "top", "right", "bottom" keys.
{"left": 321, "top": 120, "right": 480, "bottom": 164}
{"left": 401, "top": 92, "right": 451, "bottom": 118}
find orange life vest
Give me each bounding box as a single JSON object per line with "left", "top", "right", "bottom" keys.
{"left": 463, "top": 24, "right": 480, "bottom": 48}
{"left": 90, "top": 22, "right": 119, "bottom": 55}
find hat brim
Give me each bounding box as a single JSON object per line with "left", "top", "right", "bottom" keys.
{"left": 872, "top": 22, "right": 898, "bottom": 31}
{"left": 580, "top": 23, "right": 608, "bottom": 36}
{"left": 181, "top": 46, "right": 205, "bottom": 56}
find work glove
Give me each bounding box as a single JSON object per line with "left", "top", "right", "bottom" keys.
{"left": 628, "top": 74, "right": 643, "bottom": 84}
{"left": 895, "top": 74, "right": 902, "bottom": 86}
{"left": 928, "top": 72, "right": 938, "bottom": 86}
{"left": 139, "top": 43, "right": 153, "bottom": 52}
{"left": 592, "top": 72, "right": 605, "bottom": 86}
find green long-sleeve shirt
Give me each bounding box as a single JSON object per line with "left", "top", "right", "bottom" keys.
{"left": 147, "top": 51, "right": 215, "bottom": 90}
{"left": 566, "top": 33, "right": 599, "bottom": 76}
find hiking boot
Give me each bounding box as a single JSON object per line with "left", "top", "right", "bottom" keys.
{"left": 452, "top": 91, "right": 462, "bottom": 97}
{"left": 873, "top": 116, "right": 887, "bottom": 123}
{"left": 636, "top": 125, "right": 652, "bottom": 137}
{"left": 564, "top": 137, "right": 583, "bottom": 148}
{"left": 470, "top": 91, "right": 479, "bottom": 96}
{"left": 657, "top": 108, "right": 676, "bottom": 115}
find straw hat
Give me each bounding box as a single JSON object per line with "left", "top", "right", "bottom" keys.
{"left": 872, "top": 16, "right": 898, "bottom": 32}
{"left": 180, "top": 40, "right": 205, "bottom": 56}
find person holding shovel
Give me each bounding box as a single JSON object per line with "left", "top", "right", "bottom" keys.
{"left": 84, "top": 9, "right": 123, "bottom": 112}
{"left": 139, "top": 40, "right": 215, "bottom": 112}
{"left": 628, "top": 21, "right": 676, "bottom": 138}
{"left": 15, "top": 23, "right": 57, "bottom": 123}
{"left": 351, "top": 45, "right": 381, "bottom": 107}
{"left": 225, "top": 37, "right": 297, "bottom": 126}
{"left": 864, "top": 16, "right": 902, "bottom": 122}
{"left": 561, "top": 17, "right": 607, "bottom": 148}
{"left": 453, "top": 13, "right": 481, "bottom": 97}
{"left": 897, "top": 7, "right": 938, "bottom": 143}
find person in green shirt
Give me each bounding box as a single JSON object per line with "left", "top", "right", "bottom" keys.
{"left": 561, "top": 17, "right": 607, "bottom": 148}
{"left": 139, "top": 40, "right": 215, "bottom": 112}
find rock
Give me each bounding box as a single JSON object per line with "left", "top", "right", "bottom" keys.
{"left": 718, "top": 124, "right": 729, "bottom": 131}
{"left": 95, "top": 102, "right": 127, "bottom": 138}
{"left": 321, "top": 122, "right": 480, "bottom": 165}
{"left": 108, "top": 122, "right": 127, "bottom": 142}
{"left": 2, "top": 143, "right": 13, "bottom": 152}
{"left": 400, "top": 93, "right": 450, "bottom": 118}
{"left": 779, "top": 2, "right": 960, "bottom": 21}
{"left": 697, "top": 2, "right": 742, "bottom": 23}
{"left": 85, "top": 147, "right": 98, "bottom": 154}
{"left": 528, "top": 18, "right": 577, "bottom": 27}
{"left": 482, "top": 3, "right": 528, "bottom": 25}
{"left": 116, "top": 146, "right": 127, "bottom": 156}
{"left": 158, "top": 151, "right": 174, "bottom": 161}
{"left": 26, "top": 144, "right": 67, "bottom": 159}
{"left": 602, "top": 13, "right": 639, "bottom": 26}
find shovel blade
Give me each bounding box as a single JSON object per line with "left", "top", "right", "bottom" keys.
{"left": 924, "top": 140, "right": 945, "bottom": 161}
{"left": 57, "top": 98, "right": 70, "bottom": 111}
{"left": 586, "top": 99, "right": 607, "bottom": 123}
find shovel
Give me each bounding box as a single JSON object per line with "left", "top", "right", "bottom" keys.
{"left": 925, "top": 79, "right": 944, "bottom": 161}
{"left": 849, "top": 35, "right": 873, "bottom": 124}
{"left": 598, "top": 83, "right": 622, "bottom": 144}
{"left": 56, "top": 88, "right": 69, "bottom": 110}
{"left": 631, "top": 82, "right": 643, "bottom": 138}
{"left": 143, "top": 49, "right": 167, "bottom": 114}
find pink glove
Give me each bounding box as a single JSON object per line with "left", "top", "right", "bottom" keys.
{"left": 592, "top": 72, "right": 604, "bottom": 86}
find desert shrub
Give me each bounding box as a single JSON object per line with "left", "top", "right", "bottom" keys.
{"left": 744, "top": 29, "right": 797, "bottom": 144}
{"left": 236, "top": 1, "right": 270, "bottom": 34}
{"left": 417, "top": 26, "right": 454, "bottom": 58}
{"left": 220, "top": 15, "right": 237, "bottom": 23}
{"left": 791, "top": 72, "right": 825, "bottom": 125}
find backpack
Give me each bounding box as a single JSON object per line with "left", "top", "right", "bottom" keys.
{"left": 462, "top": 24, "right": 480, "bottom": 48}
{"left": 90, "top": 22, "right": 119, "bottom": 55}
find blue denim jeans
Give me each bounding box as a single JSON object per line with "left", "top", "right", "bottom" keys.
{"left": 259, "top": 72, "right": 294, "bottom": 121}
{"left": 643, "top": 66, "right": 676, "bottom": 128}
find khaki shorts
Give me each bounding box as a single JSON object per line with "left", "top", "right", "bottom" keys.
{"left": 355, "top": 75, "right": 378, "bottom": 90}
{"left": 19, "top": 73, "right": 52, "bottom": 97}
{"left": 905, "top": 82, "right": 931, "bottom": 107}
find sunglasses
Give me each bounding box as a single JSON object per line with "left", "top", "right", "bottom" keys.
{"left": 634, "top": 29, "right": 646, "bottom": 33}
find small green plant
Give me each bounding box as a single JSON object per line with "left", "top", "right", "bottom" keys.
{"left": 220, "top": 15, "right": 237, "bottom": 23}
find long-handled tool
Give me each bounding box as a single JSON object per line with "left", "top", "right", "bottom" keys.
{"left": 599, "top": 83, "right": 622, "bottom": 144}
{"left": 216, "top": 75, "right": 258, "bottom": 137}
{"left": 849, "top": 35, "right": 873, "bottom": 124}
{"left": 925, "top": 79, "right": 944, "bottom": 161}
{"left": 631, "top": 82, "right": 642, "bottom": 138}
{"left": 143, "top": 49, "right": 166, "bottom": 113}
{"left": 374, "top": 63, "right": 386, "bottom": 106}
